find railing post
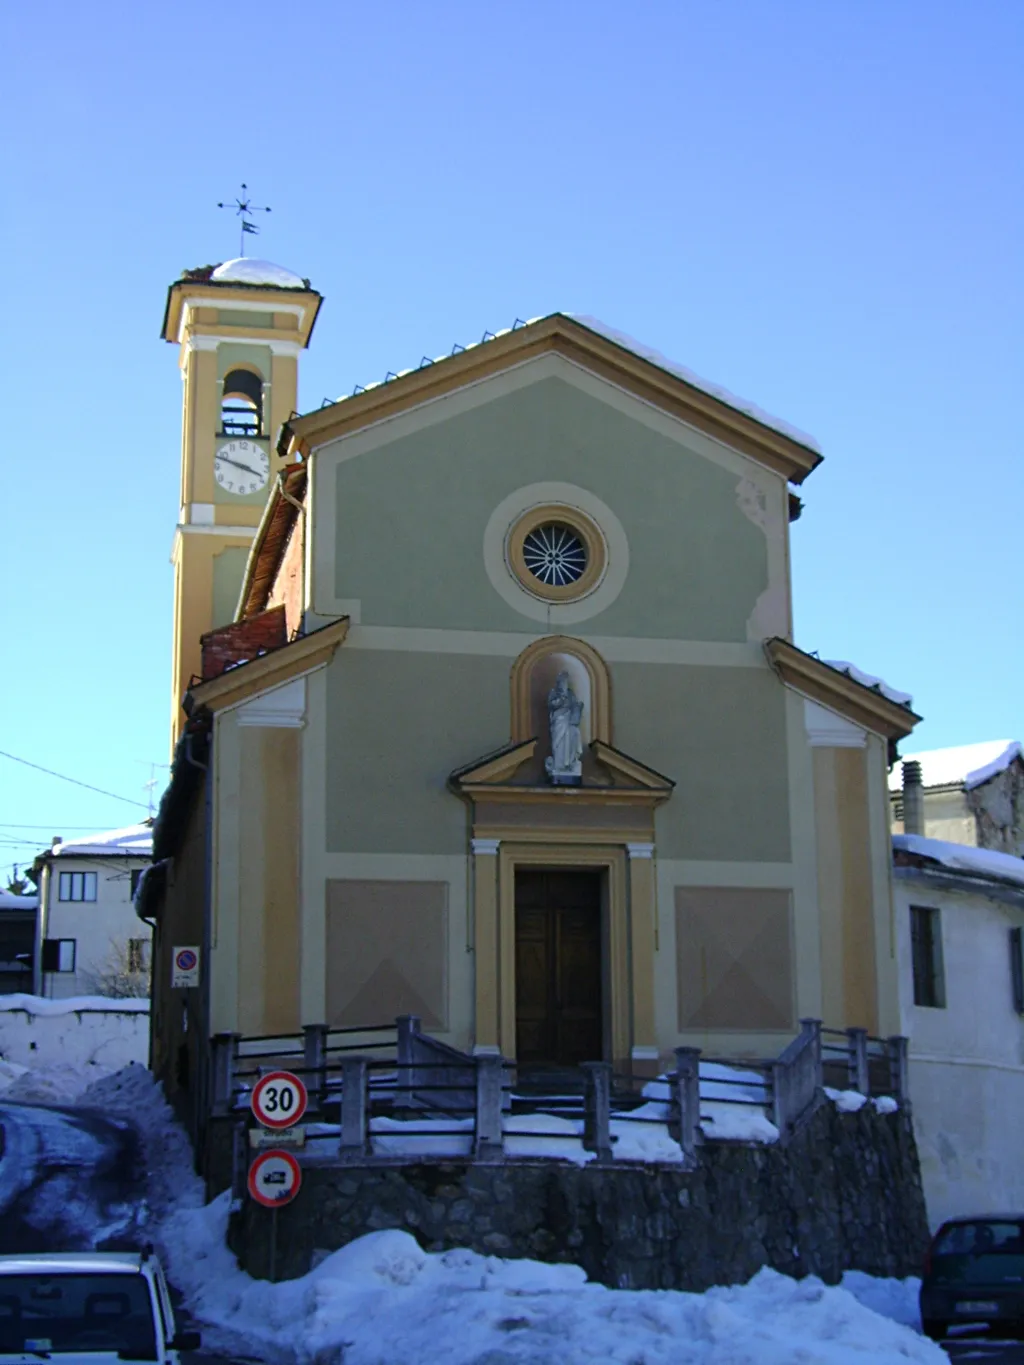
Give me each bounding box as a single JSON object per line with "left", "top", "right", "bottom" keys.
{"left": 581, "top": 1061, "right": 613, "bottom": 1162}
{"left": 846, "top": 1027, "right": 869, "bottom": 1095}
{"left": 474, "top": 1054, "right": 504, "bottom": 1160}
{"left": 339, "top": 1057, "right": 370, "bottom": 1161}
{"left": 669, "top": 1046, "right": 701, "bottom": 1161}
{"left": 887, "top": 1035, "right": 910, "bottom": 1102}
{"left": 800, "top": 1017, "right": 823, "bottom": 1088}
{"left": 210, "top": 1031, "right": 240, "bottom": 1117}
{"left": 396, "top": 1014, "right": 421, "bottom": 1110}
{"left": 302, "top": 1023, "right": 329, "bottom": 1111}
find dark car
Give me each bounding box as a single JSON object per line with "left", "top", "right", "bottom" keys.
{"left": 920, "top": 1215, "right": 1024, "bottom": 1340}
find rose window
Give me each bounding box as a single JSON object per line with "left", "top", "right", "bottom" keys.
{"left": 521, "top": 523, "right": 588, "bottom": 587}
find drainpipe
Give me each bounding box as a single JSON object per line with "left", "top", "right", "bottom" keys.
{"left": 902, "top": 760, "right": 925, "bottom": 837}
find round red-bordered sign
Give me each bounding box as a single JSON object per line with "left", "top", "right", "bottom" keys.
{"left": 251, "top": 1071, "right": 308, "bottom": 1129}
{"left": 247, "top": 1149, "right": 301, "bottom": 1208}
{"left": 174, "top": 949, "right": 197, "bottom": 972}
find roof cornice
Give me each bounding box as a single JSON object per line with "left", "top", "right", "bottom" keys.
{"left": 161, "top": 279, "right": 323, "bottom": 347}
{"left": 764, "top": 638, "right": 921, "bottom": 740}
{"left": 279, "top": 315, "right": 823, "bottom": 484}
{"left": 185, "top": 617, "right": 348, "bottom": 716}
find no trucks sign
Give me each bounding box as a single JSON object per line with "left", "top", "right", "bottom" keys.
{"left": 247, "top": 1149, "right": 302, "bottom": 1208}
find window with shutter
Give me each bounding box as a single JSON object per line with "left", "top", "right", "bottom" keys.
{"left": 910, "top": 905, "right": 945, "bottom": 1008}
{"left": 1010, "top": 927, "right": 1024, "bottom": 1015}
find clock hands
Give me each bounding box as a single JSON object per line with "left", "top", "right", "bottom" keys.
{"left": 217, "top": 453, "right": 264, "bottom": 479}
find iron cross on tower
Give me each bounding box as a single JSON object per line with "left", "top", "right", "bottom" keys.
{"left": 217, "top": 183, "right": 271, "bottom": 257}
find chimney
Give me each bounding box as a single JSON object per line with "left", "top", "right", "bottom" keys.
{"left": 902, "top": 760, "right": 925, "bottom": 836}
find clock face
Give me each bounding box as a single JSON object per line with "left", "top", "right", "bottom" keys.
{"left": 214, "top": 440, "right": 270, "bottom": 495}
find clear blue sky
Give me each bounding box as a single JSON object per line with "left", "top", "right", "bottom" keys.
{"left": 2, "top": 1, "right": 1021, "bottom": 883}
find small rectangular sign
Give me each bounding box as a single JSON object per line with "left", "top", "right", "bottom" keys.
{"left": 171, "top": 945, "right": 201, "bottom": 988}
{"left": 250, "top": 1125, "right": 306, "bottom": 1149}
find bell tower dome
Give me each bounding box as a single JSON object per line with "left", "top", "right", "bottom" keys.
{"left": 162, "top": 258, "right": 322, "bottom": 744}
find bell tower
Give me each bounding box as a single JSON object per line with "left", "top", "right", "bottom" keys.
{"left": 161, "top": 259, "right": 322, "bottom": 744}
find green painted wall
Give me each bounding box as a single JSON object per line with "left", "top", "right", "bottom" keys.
{"left": 212, "top": 547, "right": 251, "bottom": 628}
{"left": 328, "top": 376, "right": 768, "bottom": 641}
{"left": 218, "top": 310, "right": 274, "bottom": 329}
{"left": 217, "top": 343, "right": 271, "bottom": 381}
{"left": 325, "top": 649, "right": 511, "bottom": 854}
{"left": 324, "top": 650, "right": 791, "bottom": 861}
{"left": 613, "top": 662, "right": 791, "bottom": 860}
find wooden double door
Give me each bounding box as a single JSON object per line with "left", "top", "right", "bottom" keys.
{"left": 514, "top": 869, "right": 604, "bottom": 1066}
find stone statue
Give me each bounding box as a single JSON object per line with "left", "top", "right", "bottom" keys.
{"left": 545, "top": 671, "right": 584, "bottom": 784}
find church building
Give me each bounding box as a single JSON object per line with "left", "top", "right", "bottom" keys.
{"left": 142, "top": 258, "right": 921, "bottom": 1118}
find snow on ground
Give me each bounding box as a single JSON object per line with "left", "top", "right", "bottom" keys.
{"left": 0, "top": 1057, "right": 115, "bottom": 1103}
{"left": 46, "top": 1064, "right": 943, "bottom": 1365}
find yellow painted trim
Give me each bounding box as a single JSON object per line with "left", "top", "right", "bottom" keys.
{"left": 590, "top": 740, "right": 674, "bottom": 791}
{"left": 473, "top": 825, "right": 655, "bottom": 846}
{"left": 187, "top": 618, "right": 349, "bottom": 714}
{"left": 628, "top": 853, "right": 657, "bottom": 1048}
{"left": 764, "top": 638, "right": 921, "bottom": 739}
{"left": 456, "top": 740, "right": 536, "bottom": 785}
{"left": 462, "top": 785, "right": 669, "bottom": 807}
{"left": 510, "top": 636, "right": 612, "bottom": 744}
{"left": 473, "top": 849, "right": 500, "bottom": 1048}
{"left": 506, "top": 504, "right": 607, "bottom": 604}
{"left": 284, "top": 316, "right": 822, "bottom": 484}
{"left": 163, "top": 281, "right": 321, "bottom": 347}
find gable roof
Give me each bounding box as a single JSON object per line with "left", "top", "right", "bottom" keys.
{"left": 887, "top": 740, "right": 1021, "bottom": 793}
{"left": 277, "top": 313, "right": 823, "bottom": 485}
{"left": 764, "top": 638, "right": 921, "bottom": 740}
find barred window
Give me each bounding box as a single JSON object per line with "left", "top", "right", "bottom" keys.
{"left": 911, "top": 905, "right": 945, "bottom": 1008}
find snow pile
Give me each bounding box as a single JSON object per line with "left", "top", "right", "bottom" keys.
{"left": 0, "top": 992, "right": 149, "bottom": 1015}
{"left": 160, "top": 1210, "right": 943, "bottom": 1365}
{"left": 824, "top": 661, "right": 914, "bottom": 708}
{"left": 894, "top": 832, "right": 1024, "bottom": 888}
{"left": 966, "top": 740, "right": 1023, "bottom": 790}
{"left": 211, "top": 258, "right": 307, "bottom": 289}
{"left": 0, "top": 1058, "right": 114, "bottom": 1103}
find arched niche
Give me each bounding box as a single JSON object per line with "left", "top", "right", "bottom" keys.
{"left": 511, "top": 635, "right": 611, "bottom": 746}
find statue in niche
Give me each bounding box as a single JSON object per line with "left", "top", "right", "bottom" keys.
{"left": 545, "top": 671, "right": 584, "bottom": 785}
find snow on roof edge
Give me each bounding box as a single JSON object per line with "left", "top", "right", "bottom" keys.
{"left": 211, "top": 258, "right": 307, "bottom": 289}
{"left": 0, "top": 993, "right": 150, "bottom": 1016}
{"left": 894, "top": 833, "right": 1024, "bottom": 890}
{"left": 571, "top": 316, "right": 821, "bottom": 454}
{"left": 965, "top": 741, "right": 1023, "bottom": 791}
{"left": 52, "top": 822, "right": 153, "bottom": 856}
{"left": 824, "top": 660, "right": 914, "bottom": 708}
{"left": 887, "top": 739, "right": 1020, "bottom": 793}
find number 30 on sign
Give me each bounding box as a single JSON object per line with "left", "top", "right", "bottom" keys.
{"left": 251, "top": 1071, "right": 308, "bottom": 1129}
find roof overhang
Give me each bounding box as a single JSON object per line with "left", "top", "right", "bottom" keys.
{"left": 765, "top": 638, "right": 921, "bottom": 740}
{"left": 237, "top": 463, "right": 307, "bottom": 619}
{"left": 450, "top": 737, "right": 674, "bottom": 808}
{"left": 279, "top": 314, "right": 823, "bottom": 485}
{"left": 184, "top": 617, "right": 348, "bottom": 717}
{"left": 161, "top": 279, "right": 323, "bottom": 349}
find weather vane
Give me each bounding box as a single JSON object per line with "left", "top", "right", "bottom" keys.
{"left": 217, "top": 183, "right": 271, "bottom": 257}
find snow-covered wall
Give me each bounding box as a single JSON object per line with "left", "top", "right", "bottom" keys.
{"left": 0, "top": 995, "right": 149, "bottom": 1070}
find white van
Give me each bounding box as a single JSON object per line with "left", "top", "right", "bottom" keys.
{"left": 0, "top": 1252, "right": 200, "bottom": 1365}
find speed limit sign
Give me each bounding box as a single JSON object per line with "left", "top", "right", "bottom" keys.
{"left": 247, "top": 1149, "right": 301, "bottom": 1208}
{"left": 251, "top": 1070, "right": 308, "bottom": 1129}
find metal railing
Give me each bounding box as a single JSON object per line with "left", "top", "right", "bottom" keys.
{"left": 820, "top": 1027, "right": 909, "bottom": 1100}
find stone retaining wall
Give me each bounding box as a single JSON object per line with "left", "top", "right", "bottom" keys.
{"left": 231, "top": 1098, "right": 930, "bottom": 1287}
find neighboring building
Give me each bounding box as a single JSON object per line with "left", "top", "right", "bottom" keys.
{"left": 0, "top": 890, "right": 37, "bottom": 994}
{"left": 34, "top": 825, "right": 153, "bottom": 999}
{"left": 892, "top": 833, "right": 1024, "bottom": 1228}
{"left": 890, "top": 740, "right": 1024, "bottom": 854}
{"left": 141, "top": 263, "right": 923, "bottom": 1134}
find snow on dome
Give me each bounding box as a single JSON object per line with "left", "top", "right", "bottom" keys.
{"left": 887, "top": 739, "right": 1019, "bottom": 792}
{"left": 824, "top": 660, "right": 914, "bottom": 708}
{"left": 571, "top": 315, "right": 822, "bottom": 454}
{"left": 210, "top": 258, "right": 307, "bottom": 289}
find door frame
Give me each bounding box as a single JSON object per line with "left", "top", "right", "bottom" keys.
{"left": 497, "top": 843, "right": 630, "bottom": 1066}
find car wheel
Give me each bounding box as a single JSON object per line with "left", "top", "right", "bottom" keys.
{"left": 921, "top": 1320, "right": 946, "bottom": 1341}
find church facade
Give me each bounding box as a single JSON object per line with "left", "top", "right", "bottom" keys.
{"left": 143, "top": 264, "right": 920, "bottom": 1111}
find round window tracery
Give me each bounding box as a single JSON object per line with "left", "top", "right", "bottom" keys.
{"left": 505, "top": 503, "right": 607, "bottom": 603}
{"left": 521, "top": 523, "right": 588, "bottom": 587}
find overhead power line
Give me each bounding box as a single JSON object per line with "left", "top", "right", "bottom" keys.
{"left": 0, "top": 750, "right": 149, "bottom": 810}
